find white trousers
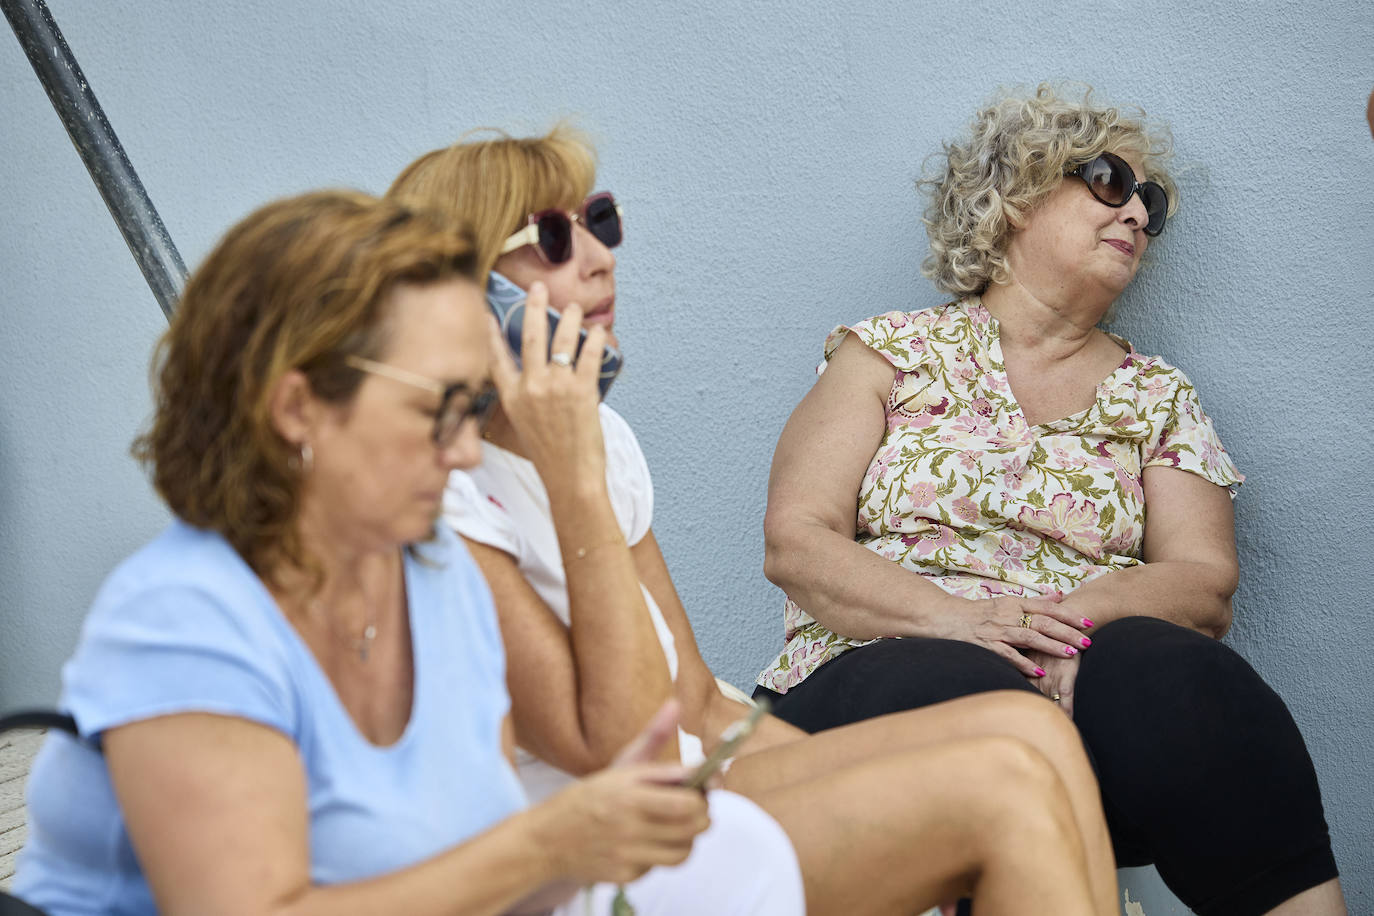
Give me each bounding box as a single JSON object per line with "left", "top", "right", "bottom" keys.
{"left": 558, "top": 790, "right": 805, "bottom": 916}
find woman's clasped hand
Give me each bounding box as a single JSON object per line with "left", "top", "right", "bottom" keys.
{"left": 934, "top": 592, "right": 1092, "bottom": 677}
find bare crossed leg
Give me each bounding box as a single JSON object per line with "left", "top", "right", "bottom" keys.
{"left": 726, "top": 690, "right": 1117, "bottom": 914}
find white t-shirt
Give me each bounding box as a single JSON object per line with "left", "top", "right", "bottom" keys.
{"left": 443, "top": 404, "right": 706, "bottom": 801}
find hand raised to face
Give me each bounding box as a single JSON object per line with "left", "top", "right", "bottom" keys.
{"left": 485, "top": 281, "right": 609, "bottom": 487}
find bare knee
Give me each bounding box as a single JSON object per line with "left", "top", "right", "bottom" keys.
{"left": 965, "top": 691, "right": 1085, "bottom": 755}
{"left": 953, "top": 736, "right": 1058, "bottom": 798}
{"left": 953, "top": 737, "right": 1079, "bottom": 839}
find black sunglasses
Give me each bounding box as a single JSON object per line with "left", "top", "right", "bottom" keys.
{"left": 1065, "top": 152, "right": 1169, "bottom": 237}
{"left": 499, "top": 191, "right": 624, "bottom": 265}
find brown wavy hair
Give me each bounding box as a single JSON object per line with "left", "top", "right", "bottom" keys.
{"left": 386, "top": 124, "right": 597, "bottom": 274}
{"left": 919, "top": 82, "right": 1178, "bottom": 296}
{"left": 133, "top": 189, "right": 479, "bottom": 582}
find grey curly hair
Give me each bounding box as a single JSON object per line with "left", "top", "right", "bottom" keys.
{"left": 919, "top": 83, "right": 1178, "bottom": 296}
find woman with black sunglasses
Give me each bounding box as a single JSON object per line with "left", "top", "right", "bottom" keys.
{"left": 389, "top": 128, "right": 1123, "bottom": 915}
{"left": 754, "top": 84, "right": 1347, "bottom": 914}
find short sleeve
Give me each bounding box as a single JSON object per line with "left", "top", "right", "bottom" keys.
{"left": 820, "top": 308, "right": 945, "bottom": 375}
{"left": 443, "top": 467, "right": 523, "bottom": 557}
{"left": 600, "top": 405, "right": 654, "bottom": 546}
{"left": 62, "top": 582, "right": 297, "bottom": 741}
{"left": 1142, "top": 369, "right": 1245, "bottom": 491}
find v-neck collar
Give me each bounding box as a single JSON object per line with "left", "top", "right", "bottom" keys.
{"left": 967, "top": 298, "right": 1141, "bottom": 435}
{"left": 260, "top": 549, "right": 424, "bottom": 753}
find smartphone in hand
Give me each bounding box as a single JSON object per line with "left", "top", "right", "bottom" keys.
{"left": 486, "top": 272, "right": 623, "bottom": 400}
{"left": 682, "top": 698, "right": 770, "bottom": 791}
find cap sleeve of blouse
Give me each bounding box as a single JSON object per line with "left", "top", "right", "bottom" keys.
{"left": 1141, "top": 364, "right": 1245, "bottom": 492}
{"left": 443, "top": 467, "right": 522, "bottom": 558}
{"left": 821, "top": 310, "right": 937, "bottom": 374}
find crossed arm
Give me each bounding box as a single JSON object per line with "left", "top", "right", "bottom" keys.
{"left": 763, "top": 334, "right": 1239, "bottom": 665}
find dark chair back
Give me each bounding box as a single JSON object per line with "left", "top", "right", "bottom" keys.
{"left": 0, "top": 709, "right": 78, "bottom": 916}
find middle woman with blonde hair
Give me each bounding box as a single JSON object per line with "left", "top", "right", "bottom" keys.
{"left": 389, "top": 127, "right": 1119, "bottom": 915}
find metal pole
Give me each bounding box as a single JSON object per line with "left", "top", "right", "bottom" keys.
{"left": 3, "top": 0, "right": 186, "bottom": 320}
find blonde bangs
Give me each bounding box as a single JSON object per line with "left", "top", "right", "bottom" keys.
{"left": 388, "top": 124, "right": 599, "bottom": 275}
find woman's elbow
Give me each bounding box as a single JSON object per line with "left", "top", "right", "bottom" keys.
{"left": 762, "top": 544, "right": 786, "bottom": 590}
{"left": 1210, "top": 562, "right": 1239, "bottom": 637}
{"left": 1196, "top": 565, "right": 1238, "bottom": 638}
{"left": 1202, "top": 598, "right": 1233, "bottom": 639}
{"left": 523, "top": 722, "right": 615, "bottom": 776}
{"left": 762, "top": 517, "right": 804, "bottom": 590}
{"left": 561, "top": 735, "right": 615, "bottom": 775}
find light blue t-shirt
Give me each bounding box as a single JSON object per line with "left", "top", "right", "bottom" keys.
{"left": 13, "top": 521, "right": 527, "bottom": 915}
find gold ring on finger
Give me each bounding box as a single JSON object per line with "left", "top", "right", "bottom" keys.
{"left": 1051, "top": 694, "right": 1062, "bottom": 702}
{"left": 1018, "top": 612, "right": 1033, "bottom": 628}
{"left": 549, "top": 352, "right": 574, "bottom": 368}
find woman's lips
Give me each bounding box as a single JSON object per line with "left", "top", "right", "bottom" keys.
{"left": 582, "top": 299, "right": 615, "bottom": 328}
{"left": 1103, "top": 239, "right": 1135, "bottom": 257}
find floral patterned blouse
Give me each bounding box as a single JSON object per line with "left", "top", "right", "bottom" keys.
{"left": 757, "top": 299, "right": 1244, "bottom": 694}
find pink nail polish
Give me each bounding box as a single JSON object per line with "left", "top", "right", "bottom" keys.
{"left": 1081, "top": 618, "right": 1095, "bottom": 628}
{"left": 1034, "top": 667, "right": 1046, "bottom": 677}
{"left": 1080, "top": 637, "right": 1092, "bottom": 648}
{"left": 1063, "top": 646, "right": 1077, "bottom": 656}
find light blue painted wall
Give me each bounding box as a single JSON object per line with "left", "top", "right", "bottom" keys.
{"left": 3, "top": 1, "right": 1370, "bottom": 911}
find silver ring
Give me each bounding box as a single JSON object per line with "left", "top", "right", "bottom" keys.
{"left": 549, "top": 352, "right": 573, "bottom": 368}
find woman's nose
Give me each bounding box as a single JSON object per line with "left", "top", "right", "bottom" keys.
{"left": 1120, "top": 189, "right": 1150, "bottom": 231}
{"left": 576, "top": 224, "right": 616, "bottom": 275}
{"left": 440, "top": 420, "right": 484, "bottom": 472}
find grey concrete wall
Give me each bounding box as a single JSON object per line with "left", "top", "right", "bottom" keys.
{"left": 2, "top": 1, "right": 1370, "bottom": 910}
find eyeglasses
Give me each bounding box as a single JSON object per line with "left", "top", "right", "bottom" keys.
{"left": 344, "top": 355, "right": 498, "bottom": 446}
{"left": 499, "top": 191, "right": 623, "bottom": 265}
{"left": 1064, "top": 152, "right": 1169, "bottom": 237}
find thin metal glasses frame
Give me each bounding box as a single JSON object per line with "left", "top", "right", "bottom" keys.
{"left": 344, "top": 355, "right": 497, "bottom": 445}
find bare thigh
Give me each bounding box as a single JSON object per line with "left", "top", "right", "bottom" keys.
{"left": 726, "top": 690, "right": 1088, "bottom": 797}
{"left": 745, "top": 735, "right": 1093, "bottom": 916}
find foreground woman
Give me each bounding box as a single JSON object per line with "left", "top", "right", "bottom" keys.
{"left": 756, "top": 85, "right": 1346, "bottom": 915}
{"left": 13, "top": 190, "right": 804, "bottom": 915}
{"left": 389, "top": 130, "right": 1117, "bottom": 915}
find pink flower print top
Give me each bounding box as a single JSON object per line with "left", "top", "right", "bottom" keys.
{"left": 757, "top": 299, "right": 1244, "bottom": 694}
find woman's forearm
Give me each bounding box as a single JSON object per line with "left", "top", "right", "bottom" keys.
{"left": 771, "top": 524, "right": 1234, "bottom": 641}
{"left": 764, "top": 520, "right": 962, "bottom": 640}
{"left": 696, "top": 689, "right": 802, "bottom": 756}
{"left": 1062, "top": 561, "right": 1235, "bottom": 638}
{"left": 545, "top": 478, "right": 676, "bottom": 766}
{"left": 274, "top": 807, "right": 567, "bottom": 916}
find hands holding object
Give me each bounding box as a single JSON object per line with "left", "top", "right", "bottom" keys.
{"left": 535, "top": 701, "right": 709, "bottom": 891}
{"left": 485, "top": 281, "right": 609, "bottom": 484}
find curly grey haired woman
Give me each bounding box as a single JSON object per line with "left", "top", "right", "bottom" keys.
{"left": 756, "top": 83, "right": 1347, "bottom": 916}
